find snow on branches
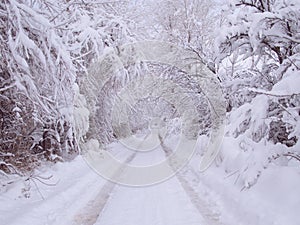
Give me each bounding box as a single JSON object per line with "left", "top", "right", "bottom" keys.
{"left": 216, "top": 0, "right": 300, "bottom": 188}
{"left": 0, "top": 0, "right": 134, "bottom": 176}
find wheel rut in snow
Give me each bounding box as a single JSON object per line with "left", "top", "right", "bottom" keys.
{"left": 72, "top": 152, "right": 136, "bottom": 225}
{"left": 159, "top": 136, "right": 224, "bottom": 225}
{"left": 74, "top": 137, "right": 223, "bottom": 225}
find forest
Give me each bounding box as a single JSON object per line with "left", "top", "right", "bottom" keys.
{"left": 1, "top": 0, "right": 300, "bottom": 224}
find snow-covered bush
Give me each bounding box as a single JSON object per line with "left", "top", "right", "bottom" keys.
{"left": 0, "top": 0, "right": 135, "bottom": 176}
{"left": 216, "top": 0, "right": 300, "bottom": 188}
{"left": 0, "top": 0, "right": 76, "bottom": 175}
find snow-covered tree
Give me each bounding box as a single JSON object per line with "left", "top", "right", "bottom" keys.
{"left": 216, "top": 0, "right": 300, "bottom": 188}
{"left": 132, "top": 0, "right": 220, "bottom": 73}
{"left": 0, "top": 0, "right": 135, "bottom": 176}
{"left": 0, "top": 0, "right": 76, "bottom": 175}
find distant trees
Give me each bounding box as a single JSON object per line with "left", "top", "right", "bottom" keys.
{"left": 133, "top": 0, "right": 219, "bottom": 73}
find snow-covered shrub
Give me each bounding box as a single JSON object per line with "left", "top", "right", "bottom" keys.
{"left": 0, "top": 0, "right": 135, "bottom": 176}
{"left": 216, "top": 0, "right": 300, "bottom": 188}
{"left": 0, "top": 0, "right": 77, "bottom": 175}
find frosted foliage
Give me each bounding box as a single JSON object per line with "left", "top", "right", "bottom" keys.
{"left": 1, "top": 0, "right": 299, "bottom": 190}
{"left": 217, "top": 0, "right": 300, "bottom": 188}
{"left": 83, "top": 42, "right": 225, "bottom": 142}
{"left": 0, "top": 0, "right": 134, "bottom": 175}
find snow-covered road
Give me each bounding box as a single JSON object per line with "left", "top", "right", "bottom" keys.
{"left": 1, "top": 138, "right": 221, "bottom": 225}
{"left": 74, "top": 138, "right": 221, "bottom": 225}
{"left": 94, "top": 175, "right": 206, "bottom": 225}
{"left": 1, "top": 137, "right": 300, "bottom": 225}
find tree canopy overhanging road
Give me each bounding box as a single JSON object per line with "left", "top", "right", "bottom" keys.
{"left": 1, "top": 1, "right": 300, "bottom": 225}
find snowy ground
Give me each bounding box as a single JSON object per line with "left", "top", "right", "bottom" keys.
{"left": 1, "top": 136, "right": 300, "bottom": 225}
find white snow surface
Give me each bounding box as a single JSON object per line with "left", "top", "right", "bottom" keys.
{"left": 1, "top": 136, "right": 300, "bottom": 225}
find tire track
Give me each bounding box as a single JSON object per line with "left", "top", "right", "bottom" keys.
{"left": 159, "top": 136, "right": 224, "bottom": 225}
{"left": 73, "top": 153, "right": 136, "bottom": 225}
{"left": 74, "top": 136, "right": 224, "bottom": 225}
